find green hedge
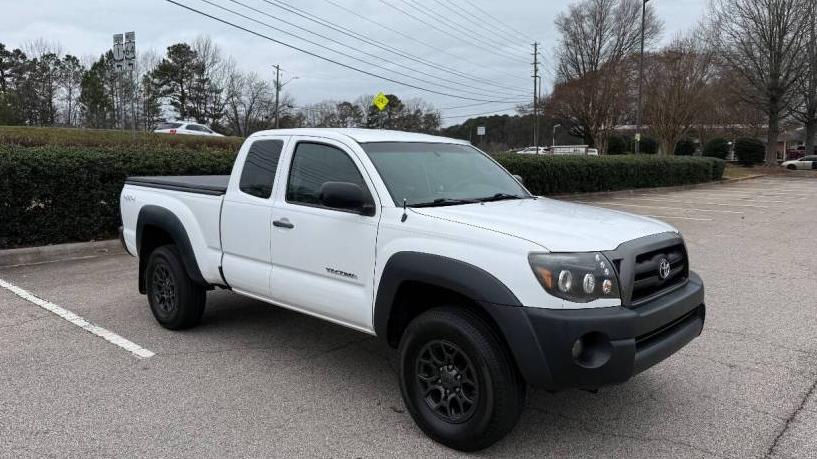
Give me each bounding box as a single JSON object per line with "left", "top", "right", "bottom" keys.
{"left": 0, "top": 126, "right": 243, "bottom": 152}
{"left": 0, "top": 145, "right": 236, "bottom": 248}
{"left": 703, "top": 138, "right": 730, "bottom": 160}
{"left": 734, "top": 137, "right": 765, "bottom": 165}
{"left": 494, "top": 154, "right": 725, "bottom": 195}
{"left": 1, "top": 144, "right": 725, "bottom": 249}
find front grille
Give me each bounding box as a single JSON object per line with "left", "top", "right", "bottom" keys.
{"left": 630, "top": 243, "right": 688, "bottom": 304}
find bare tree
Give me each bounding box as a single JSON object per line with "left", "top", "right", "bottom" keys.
{"left": 552, "top": 0, "right": 662, "bottom": 151}
{"left": 192, "top": 35, "right": 229, "bottom": 128}
{"left": 791, "top": 1, "right": 817, "bottom": 155}
{"left": 546, "top": 61, "right": 632, "bottom": 153}
{"left": 644, "top": 36, "right": 715, "bottom": 155}
{"left": 224, "top": 67, "right": 273, "bottom": 136}
{"left": 710, "top": 0, "right": 812, "bottom": 164}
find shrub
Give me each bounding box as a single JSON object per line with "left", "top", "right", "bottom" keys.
{"left": 703, "top": 138, "right": 730, "bottom": 160}
{"left": 607, "top": 135, "right": 631, "bottom": 155}
{"left": 494, "top": 154, "right": 724, "bottom": 196}
{"left": 0, "top": 125, "right": 243, "bottom": 152}
{"left": 640, "top": 137, "right": 659, "bottom": 155}
{"left": 734, "top": 137, "right": 765, "bottom": 165}
{"left": 0, "top": 145, "right": 236, "bottom": 248}
{"left": 674, "top": 139, "right": 696, "bottom": 156}
{"left": 1, "top": 144, "right": 726, "bottom": 249}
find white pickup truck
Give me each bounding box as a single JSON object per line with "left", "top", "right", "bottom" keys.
{"left": 120, "top": 128, "right": 705, "bottom": 451}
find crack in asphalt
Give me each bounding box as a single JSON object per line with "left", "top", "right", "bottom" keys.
{"left": 764, "top": 376, "right": 817, "bottom": 458}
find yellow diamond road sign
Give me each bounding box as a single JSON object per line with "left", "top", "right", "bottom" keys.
{"left": 373, "top": 92, "right": 389, "bottom": 111}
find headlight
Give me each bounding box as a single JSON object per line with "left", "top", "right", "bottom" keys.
{"left": 528, "top": 252, "right": 620, "bottom": 303}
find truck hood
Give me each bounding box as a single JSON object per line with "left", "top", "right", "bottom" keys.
{"left": 412, "top": 198, "right": 677, "bottom": 252}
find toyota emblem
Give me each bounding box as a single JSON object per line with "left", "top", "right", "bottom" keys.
{"left": 658, "top": 258, "right": 671, "bottom": 280}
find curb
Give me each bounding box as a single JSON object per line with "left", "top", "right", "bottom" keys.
{"left": 549, "top": 175, "right": 766, "bottom": 199}
{"left": 0, "top": 239, "right": 124, "bottom": 268}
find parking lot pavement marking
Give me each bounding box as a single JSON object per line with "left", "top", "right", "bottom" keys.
{"left": 0, "top": 277, "right": 155, "bottom": 359}
{"left": 574, "top": 201, "right": 744, "bottom": 214}
{"left": 616, "top": 196, "right": 770, "bottom": 209}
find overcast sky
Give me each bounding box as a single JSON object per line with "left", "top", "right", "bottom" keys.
{"left": 2, "top": 0, "right": 706, "bottom": 123}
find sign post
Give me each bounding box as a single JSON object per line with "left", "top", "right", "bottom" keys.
{"left": 113, "top": 32, "right": 136, "bottom": 133}
{"left": 477, "top": 126, "right": 486, "bottom": 145}
{"left": 372, "top": 92, "right": 389, "bottom": 129}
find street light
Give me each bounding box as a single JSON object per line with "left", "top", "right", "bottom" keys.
{"left": 635, "top": 0, "right": 651, "bottom": 155}
{"left": 552, "top": 124, "right": 561, "bottom": 147}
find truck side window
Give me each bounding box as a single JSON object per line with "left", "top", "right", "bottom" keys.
{"left": 239, "top": 139, "right": 284, "bottom": 199}
{"left": 286, "top": 142, "right": 368, "bottom": 207}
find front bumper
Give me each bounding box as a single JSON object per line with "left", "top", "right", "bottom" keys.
{"left": 500, "top": 271, "right": 704, "bottom": 390}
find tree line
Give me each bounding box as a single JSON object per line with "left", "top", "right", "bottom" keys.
{"left": 0, "top": 36, "right": 442, "bottom": 136}
{"left": 539, "top": 0, "right": 817, "bottom": 162}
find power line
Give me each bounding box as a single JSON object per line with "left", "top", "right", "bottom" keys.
{"left": 320, "top": 0, "right": 530, "bottom": 85}
{"left": 397, "top": 0, "right": 530, "bottom": 60}
{"left": 439, "top": 100, "right": 521, "bottom": 110}
{"left": 425, "top": 0, "right": 532, "bottom": 55}
{"left": 376, "top": 0, "right": 530, "bottom": 66}
{"left": 440, "top": 106, "right": 520, "bottom": 120}
{"left": 224, "top": 0, "right": 526, "bottom": 99}
{"left": 247, "top": 0, "right": 529, "bottom": 97}
{"left": 164, "top": 0, "right": 526, "bottom": 103}
{"left": 197, "top": 0, "right": 527, "bottom": 102}
{"left": 454, "top": 0, "right": 533, "bottom": 44}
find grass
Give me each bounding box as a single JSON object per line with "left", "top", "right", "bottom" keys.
{"left": 723, "top": 163, "right": 766, "bottom": 180}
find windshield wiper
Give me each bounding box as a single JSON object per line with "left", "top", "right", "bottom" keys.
{"left": 410, "top": 198, "right": 481, "bottom": 208}
{"left": 476, "top": 193, "right": 527, "bottom": 202}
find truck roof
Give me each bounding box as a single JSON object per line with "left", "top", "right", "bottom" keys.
{"left": 247, "top": 128, "right": 470, "bottom": 145}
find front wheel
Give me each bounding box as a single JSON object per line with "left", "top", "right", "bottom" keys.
{"left": 398, "top": 307, "right": 525, "bottom": 452}
{"left": 787, "top": 164, "right": 797, "bottom": 170}
{"left": 145, "top": 245, "right": 206, "bottom": 330}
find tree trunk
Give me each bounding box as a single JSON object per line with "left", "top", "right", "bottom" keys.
{"left": 766, "top": 111, "right": 780, "bottom": 165}
{"left": 806, "top": 113, "right": 817, "bottom": 156}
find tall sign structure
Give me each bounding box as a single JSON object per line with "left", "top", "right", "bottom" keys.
{"left": 112, "top": 33, "right": 136, "bottom": 132}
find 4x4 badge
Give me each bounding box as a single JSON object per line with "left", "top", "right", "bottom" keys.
{"left": 658, "top": 258, "right": 671, "bottom": 280}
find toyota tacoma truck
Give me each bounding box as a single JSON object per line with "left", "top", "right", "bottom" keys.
{"left": 119, "top": 128, "right": 705, "bottom": 451}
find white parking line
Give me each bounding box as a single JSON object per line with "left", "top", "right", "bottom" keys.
{"left": 615, "top": 196, "right": 769, "bottom": 209}
{"left": 575, "top": 201, "right": 744, "bottom": 214}
{"left": 0, "top": 278, "right": 155, "bottom": 359}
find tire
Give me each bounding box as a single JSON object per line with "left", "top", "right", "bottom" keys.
{"left": 787, "top": 164, "right": 797, "bottom": 170}
{"left": 145, "top": 245, "right": 206, "bottom": 330}
{"left": 398, "top": 307, "right": 525, "bottom": 452}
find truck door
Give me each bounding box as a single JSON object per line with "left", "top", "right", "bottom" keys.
{"left": 221, "top": 137, "right": 287, "bottom": 297}
{"left": 268, "top": 137, "right": 380, "bottom": 331}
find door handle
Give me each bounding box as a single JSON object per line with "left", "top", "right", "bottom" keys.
{"left": 273, "top": 218, "right": 294, "bottom": 229}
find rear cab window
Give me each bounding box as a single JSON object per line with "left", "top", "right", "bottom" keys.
{"left": 239, "top": 139, "right": 285, "bottom": 199}
{"left": 157, "top": 122, "right": 182, "bottom": 130}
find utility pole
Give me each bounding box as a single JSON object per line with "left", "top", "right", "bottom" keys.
{"left": 532, "top": 42, "right": 539, "bottom": 149}
{"left": 635, "top": 0, "right": 650, "bottom": 155}
{"left": 273, "top": 64, "right": 281, "bottom": 129}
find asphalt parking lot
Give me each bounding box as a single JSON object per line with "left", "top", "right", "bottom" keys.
{"left": 1, "top": 175, "right": 816, "bottom": 458}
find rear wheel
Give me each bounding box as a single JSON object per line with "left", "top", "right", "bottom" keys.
{"left": 146, "top": 245, "right": 206, "bottom": 330}
{"left": 398, "top": 307, "right": 525, "bottom": 452}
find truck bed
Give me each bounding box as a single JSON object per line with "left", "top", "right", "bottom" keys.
{"left": 125, "top": 175, "right": 230, "bottom": 196}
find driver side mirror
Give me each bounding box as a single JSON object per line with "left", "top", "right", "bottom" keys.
{"left": 513, "top": 174, "right": 525, "bottom": 185}
{"left": 319, "top": 182, "right": 375, "bottom": 216}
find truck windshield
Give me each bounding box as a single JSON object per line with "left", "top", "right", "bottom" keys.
{"left": 361, "top": 142, "right": 530, "bottom": 207}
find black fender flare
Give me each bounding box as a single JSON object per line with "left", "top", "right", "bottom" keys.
{"left": 136, "top": 205, "right": 207, "bottom": 293}
{"left": 373, "top": 251, "right": 553, "bottom": 386}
